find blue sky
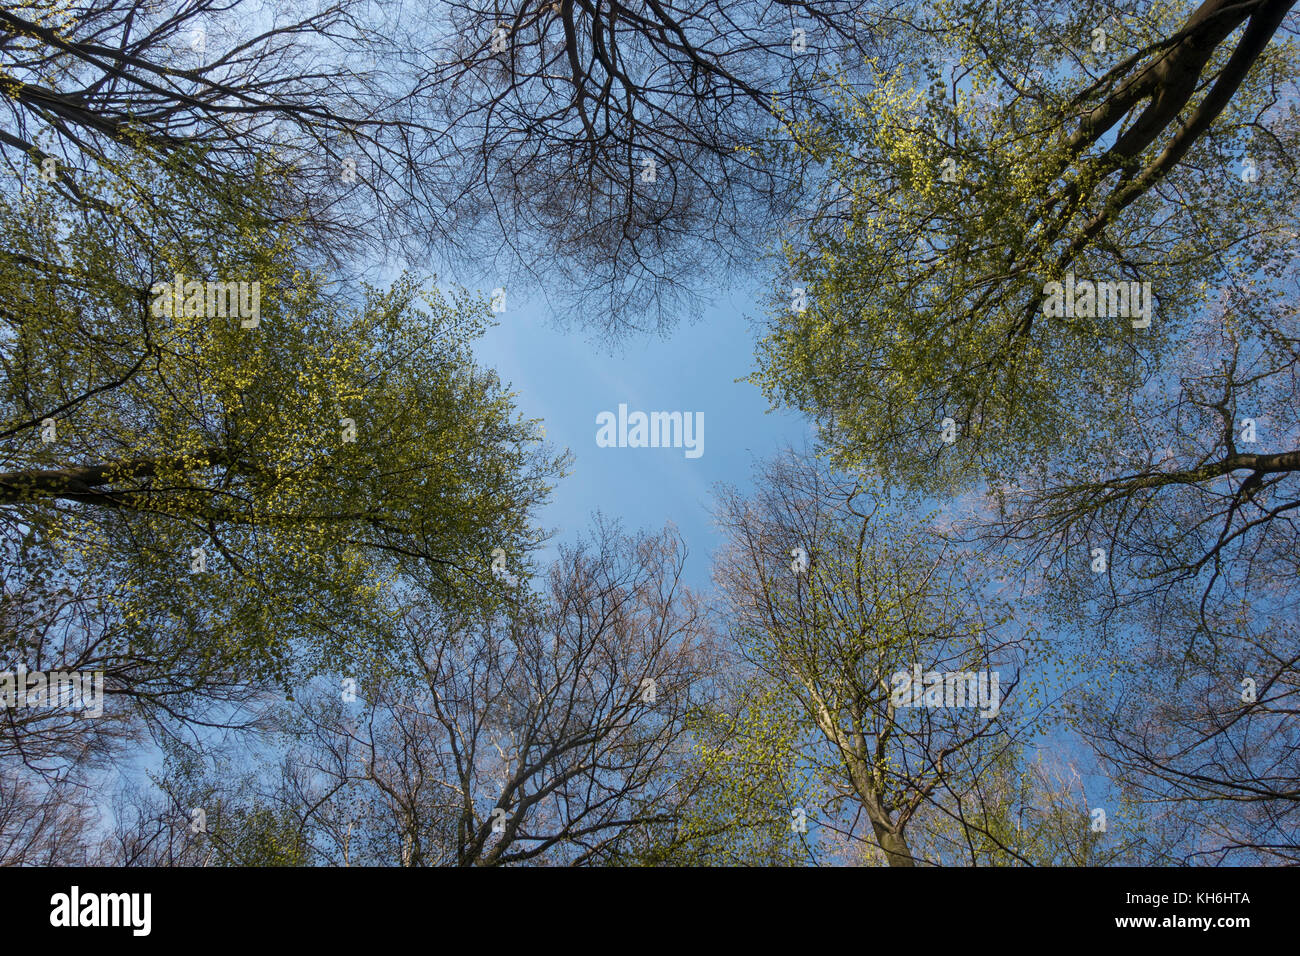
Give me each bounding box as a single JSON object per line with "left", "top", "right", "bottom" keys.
{"left": 468, "top": 285, "right": 810, "bottom": 589}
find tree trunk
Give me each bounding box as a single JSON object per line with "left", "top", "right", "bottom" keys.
{"left": 872, "top": 823, "right": 915, "bottom": 867}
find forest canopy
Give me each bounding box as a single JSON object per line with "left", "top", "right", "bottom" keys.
{"left": 1, "top": 0, "right": 1296, "bottom": 870}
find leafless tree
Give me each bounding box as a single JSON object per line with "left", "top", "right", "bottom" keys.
{"left": 968, "top": 258, "right": 1300, "bottom": 864}
{"left": 0, "top": 767, "right": 99, "bottom": 865}
{"left": 103, "top": 520, "right": 721, "bottom": 866}
{"left": 411, "top": 0, "right": 897, "bottom": 333}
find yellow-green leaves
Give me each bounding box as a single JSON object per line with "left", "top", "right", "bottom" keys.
{"left": 753, "top": 1, "right": 1299, "bottom": 495}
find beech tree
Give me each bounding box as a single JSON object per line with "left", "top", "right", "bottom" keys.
{"left": 751, "top": 0, "right": 1300, "bottom": 864}
{"left": 98, "top": 522, "right": 718, "bottom": 867}
{"left": 1, "top": 153, "right": 567, "bottom": 775}
{"left": 1, "top": 0, "right": 898, "bottom": 332}
{"left": 0, "top": 0, "right": 569, "bottom": 856}
{"left": 710, "top": 451, "right": 1039, "bottom": 866}
{"left": 754, "top": 0, "right": 1300, "bottom": 491}
{"left": 412, "top": 0, "right": 896, "bottom": 333}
